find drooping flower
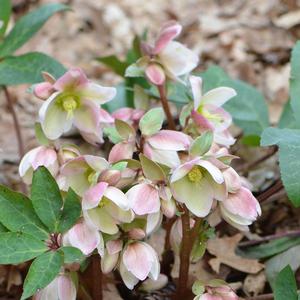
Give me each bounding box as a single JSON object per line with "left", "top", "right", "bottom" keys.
{"left": 82, "top": 181, "right": 134, "bottom": 235}
{"left": 101, "top": 239, "right": 123, "bottom": 274}
{"left": 188, "top": 76, "right": 237, "bottom": 147}
{"left": 126, "top": 21, "right": 199, "bottom": 84}
{"left": 34, "top": 274, "right": 77, "bottom": 300}
{"left": 19, "top": 146, "right": 59, "bottom": 184}
{"left": 37, "top": 68, "right": 116, "bottom": 140}
{"left": 170, "top": 157, "right": 225, "bottom": 217}
{"left": 119, "top": 241, "right": 160, "bottom": 289}
{"left": 193, "top": 282, "right": 239, "bottom": 300}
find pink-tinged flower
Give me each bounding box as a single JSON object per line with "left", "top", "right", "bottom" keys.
{"left": 144, "top": 130, "right": 191, "bottom": 168}
{"left": 34, "top": 274, "right": 77, "bottom": 300}
{"left": 19, "top": 146, "right": 59, "bottom": 184}
{"left": 101, "top": 239, "right": 123, "bottom": 274}
{"left": 126, "top": 22, "right": 199, "bottom": 84}
{"left": 57, "top": 144, "right": 81, "bottom": 165}
{"left": 195, "top": 284, "right": 238, "bottom": 300}
{"left": 63, "top": 219, "right": 102, "bottom": 255}
{"left": 112, "top": 107, "right": 144, "bottom": 127}
{"left": 59, "top": 155, "right": 110, "bottom": 196}
{"left": 189, "top": 76, "right": 237, "bottom": 147}
{"left": 38, "top": 68, "right": 116, "bottom": 140}
{"left": 220, "top": 187, "right": 261, "bottom": 231}
{"left": 82, "top": 182, "right": 134, "bottom": 235}
{"left": 120, "top": 242, "right": 160, "bottom": 289}
{"left": 170, "top": 157, "right": 225, "bottom": 217}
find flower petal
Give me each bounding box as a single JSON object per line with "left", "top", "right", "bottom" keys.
{"left": 85, "top": 155, "right": 110, "bottom": 172}
{"left": 189, "top": 75, "right": 203, "bottom": 110}
{"left": 147, "top": 130, "right": 191, "bottom": 151}
{"left": 170, "top": 158, "right": 200, "bottom": 183}
{"left": 158, "top": 41, "right": 199, "bottom": 77}
{"left": 108, "top": 142, "right": 135, "bottom": 163}
{"left": 171, "top": 176, "right": 214, "bottom": 217}
{"left": 101, "top": 250, "right": 119, "bottom": 274}
{"left": 53, "top": 68, "right": 88, "bottom": 91}
{"left": 57, "top": 275, "right": 76, "bottom": 300}
{"left": 104, "top": 186, "right": 129, "bottom": 210}
{"left": 107, "top": 240, "right": 123, "bottom": 255}
{"left": 145, "top": 64, "right": 166, "bottom": 86}
{"left": 39, "top": 92, "right": 72, "bottom": 140}
{"left": 201, "top": 87, "right": 237, "bottom": 107}
{"left": 127, "top": 183, "right": 160, "bottom": 215}
{"left": 142, "top": 242, "right": 160, "bottom": 280}
{"left": 119, "top": 259, "right": 139, "bottom": 290}
{"left": 196, "top": 160, "right": 224, "bottom": 184}
{"left": 82, "top": 182, "right": 109, "bottom": 210}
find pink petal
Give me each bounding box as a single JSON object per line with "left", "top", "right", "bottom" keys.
{"left": 107, "top": 240, "right": 123, "bottom": 255}
{"left": 108, "top": 142, "right": 135, "bottom": 163}
{"left": 112, "top": 108, "right": 135, "bottom": 122}
{"left": 82, "top": 182, "right": 109, "bottom": 210}
{"left": 223, "top": 187, "right": 261, "bottom": 221}
{"left": 223, "top": 167, "right": 241, "bottom": 193}
{"left": 33, "top": 82, "right": 54, "bottom": 100}
{"left": 191, "top": 109, "right": 214, "bottom": 130}
{"left": 147, "top": 130, "right": 191, "bottom": 151}
{"left": 170, "top": 157, "right": 200, "bottom": 183}
{"left": 205, "top": 105, "right": 232, "bottom": 132}
{"left": 53, "top": 68, "right": 88, "bottom": 91}
{"left": 57, "top": 275, "right": 76, "bottom": 300}
{"left": 99, "top": 108, "right": 114, "bottom": 123}
{"left": 123, "top": 242, "right": 154, "bottom": 280}
{"left": 128, "top": 228, "right": 146, "bottom": 240}
{"left": 189, "top": 75, "right": 203, "bottom": 110}
{"left": 66, "top": 221, "right": 100, "bottom": 255}
{"left": 80, "top": 128, "right": 104, "bottom": 146}
{"left": 199, "top": 294, "right": 222, "bottom": 300}
{"left": 145, "top": 64, "right": 166, "bottom": 86}
{"left": 153, "top": 22, "right": 182, "bottom": 54}
{"left": 126, "top": 183, "right": 160, "bottom": 215}
{"left": 31, "top": 147, "right": 58, "bottom": 170}
{"left": 85, "top": 155, "right": 110, "bottom": 172}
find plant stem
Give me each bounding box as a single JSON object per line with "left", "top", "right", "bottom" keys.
{"left": 157, "top": 84, "right": 176, "bottom": 130}
{"left": 3, "top": 86, "right": 25, "bottom": 159}
{"left": 176, "top": 205, "right": 191, "bottom": 299}
{"left": 92, "top": 255, "right": 103, "bottom": 300}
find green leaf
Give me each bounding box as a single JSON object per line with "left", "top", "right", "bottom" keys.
{"left": 279, "top": 100, "right": 299, "bottom": 129}
{"left": 21, "top": 250, "right": 63, "bottom": 300}
{"left": 0, "top": 52, "right": 66, "bottom": 85}
{"left": 190, "top": 131, "right": 213, "bottom": 156}
{"left": 290, "top": 41, "right": 300, "bottom": 120}
{"left": 0, "top": 222, "right": 7, "bottom": 232}
{"left": 126, "top": 35, "right": 142, "bottom": 64}
{"left": 103, "top": 126, "right": 122, "bottom": 144}
{"left": 139, "top": 154, "right": 166, "bottom": 182}
{"left": 139, "top": 107, "right": 164, "bottom": 136}
{"left": 266, "top": 245, "right": 300, "bottom": 289}
{"left": 59, "top": 246, "right": 85, "bottom": 264}
{"left": 240, "top": 135, "right": 261, "bottom": 146}
{"left": 274, "top": 265, "right": 298, "bottom": 300}
{"left": 57, "top": 188, "right": 81, "bottom": 233}
{"left": 0, "top": 3, "right": 69, "bottom": 57}
{"left": 261, "top": 127, "right": 300, "bottom": 206}
{"left": 0, "top": 0, "right": 11, "bottom": 37}
{"left": 199, "top": 65, "right": 230, "bottom": 91}
{"left": 96, "top": 55, "right": 128, "bottom": 76}
{"left": 237, "top": 237, "right": 300, "bottom": 259}
{"left": 0, "top": 185, "right": 48, "bottom": 240}
{"left": 0, "top": 232, "right": 47, "bottom": 264}
{"left": 31, "top": 167, "right": 63, "bottom": 232}
{"left": 125, "top": 63, "right": 144, "bottom": 77}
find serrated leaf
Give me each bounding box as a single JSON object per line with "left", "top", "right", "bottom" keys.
{"left": 31, "top": 167, "right": 63, "bottom": 232}
{"left": 96, "top": 55, "right": 128, "bottom": 76}
{"left": 139, "top": 107, "right": 164, "bottom": 136}
{"left": 0, "top": 232, "right": 47, "bottom": 264}
{"left": 0, "top": 52, "right": 66, "bottom": 85}
{"left": 0, "top": 3, "right": 69, "bottom": 57}
{"left": 59, "top": 246, "right": 85, "bottom": 264}
{"left": 274, "top": 265, "right": 298, "bottom": 300}
{"left": 21, "top": 250, "right": 63, "bottom": 300}
{"left": 0, "top": 0, "right": 11, "bottom": 37}
{"left": 139, "top": 154, "right": 166, "bottom": 181}
{"left": 266, "top": 245, "right": 300, "bottom": 289}
{"left": 190, "top": 131, "right": 213, "bottom": 156}
{"left": 237, "top": 237, "right": 300, "bottom": 259}
{"left": 57, "top": 189, "right": 81, "bottom": 234}
{"left": 0, "top": 185, "right": 48, "bottom": 240}
{"left": 261, "top": 127, "right": 300, "bottom": 206}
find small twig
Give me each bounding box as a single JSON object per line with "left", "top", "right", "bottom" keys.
{"left": 239, "top": 229, "right": 300, "bottom": 247}
{"left": 247, "top": 293, "right": 273, "bottom": 300}
{"left": 3, "top": 86, "right": 25, "bottom": 159}
{"left": 92, "top": 255, "right": 103, "bottom": 300}
{"left": 157, "top": 84, "right": 176, "bottom": 130}
{"left": 257, "top": 180, "right": 283, "bottom": 203}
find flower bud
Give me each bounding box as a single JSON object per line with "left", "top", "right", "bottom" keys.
{"left": 98, "top": 169, "right": 121, "bottom": 186}
{"left": 145, "top": 63, "right": 166, "bottom": 86}
{"left": 33, "top": 82, "right": 55, "bottom": 100}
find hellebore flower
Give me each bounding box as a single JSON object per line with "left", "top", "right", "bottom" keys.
{"left": 59, "top": 155, "right": 110, "bottom": 196}
{"left": 126, "top": 21, "right": 199, "bottom": 84}
{"left": 170, "top": 157, "right": 225, "bottom": 217}
{"left": 189, "top": 75, "right": 237, "bottom": 147}
{"left": 37, "top": 68, "right": 116, "bottom": 140}
{"left": 63, "top": 219, "right": 102, "bottom": 255}
{"left": 119, "top": 241, "right": 160, "bottom": 289}
{"left": 82, "top": 181, "right": 134, "bottom": 235}
{"left": 101, "top": 239, "right": 123, "bottom": 274}
{"left": 34, "top": 274, "right": 77, "bottom": 300}
{"left": 19, "top": 146, "right": 59, "bottom": 184}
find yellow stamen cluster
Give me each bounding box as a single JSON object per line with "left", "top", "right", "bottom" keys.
{"left": 62, "top": 97, "right": 78, "bottom": 118}
{"left": 98, "top": 197, "right": 109, "bottom": 208}
{"left": 197, "top": 105, "right": 222, "bottom": 123}
{"left": 87, "top": 170, "right": 98, "bottom": 186}
{"left": 188, "top": 166, "right": 203, "bottom": 183}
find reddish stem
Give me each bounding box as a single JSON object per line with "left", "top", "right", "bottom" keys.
{"left": 92, "top": 255, "right": 103, "bottom": 300}
{"left": 157, "top": 84, "right": 176, "bottom": 130}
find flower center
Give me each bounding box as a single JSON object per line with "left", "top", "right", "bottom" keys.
{"left": 188, "top": 166, "right": 203, "bottom": 183}
{"left": 98, "top": 197, "right": 109, "bottom": 208}
{"left": 197, "top": 105, "right": 222, "bottom": 123}
{"left": 62, "top": 96, "right": 78, "bottom": 118}
{"left": 87, "top": 170, "right": 98, "bottom": 186}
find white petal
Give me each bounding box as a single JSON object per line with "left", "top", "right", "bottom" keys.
{"left": 201, "top": 87, "right": 237, "bottom": 107}
{"left": 189, "top": 75, "right": 203, "bottom": 110}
